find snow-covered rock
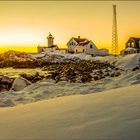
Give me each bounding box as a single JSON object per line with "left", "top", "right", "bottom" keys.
{"left": 11, "top": 76, "right": 31, "bottom": 91}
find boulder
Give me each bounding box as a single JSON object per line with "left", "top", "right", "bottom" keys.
{"left": 81, "top": 74, "right": 92, "bottom": 83}
{"left": 93, "top": 76, "right": 99, "bottom": 81}
{"left": 11, "top": 76, "right": 31, "bottom": 91}
{"left": 20, "top": 72, "right": 45, "bottom": 83}
{"left": 110, "top": 71, "right": 121, "bottom": 77}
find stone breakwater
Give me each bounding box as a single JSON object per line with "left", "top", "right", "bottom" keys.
{"left": 0, "top": 60, "right": 123, "bottom": 92}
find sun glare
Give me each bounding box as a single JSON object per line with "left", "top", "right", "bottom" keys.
{"left": 0, "top": 30, "right": 38, "bottom": 46}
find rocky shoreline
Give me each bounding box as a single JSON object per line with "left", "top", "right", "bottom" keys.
{"left": 44, "top": 60, "right": 123, "bottom": 83}
{"left": 0, "top": 59, "right": 123, "bottom": 92}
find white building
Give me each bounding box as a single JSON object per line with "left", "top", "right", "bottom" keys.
{"left": 67, "top": 36, "right": 99, "bottom": 56}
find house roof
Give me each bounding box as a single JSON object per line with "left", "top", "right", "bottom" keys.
{"left": 78, "top": 40, "right": 90, "bottom": 46}
{"left": 68, "top": 36, "right": 96, "bottom": 47}
{"left": 129, "top": 37, "right": 140, "bottom": 42}
{"left": 59, "top": 48, "right": 67, "bottom": 50}
{"left": 47, "top": 45, "right": 58, "bottom": 48}
{"left": 37, "top": 46, "right": 47, "bottom": 48}
{"left": 72, "top": 37, "right": 87, "bottom": 44}
{"left": 99, "top": 48, "right": 108, "bottom": 50}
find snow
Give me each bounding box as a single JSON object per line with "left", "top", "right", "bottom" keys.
{"left": 17, "top": 52, "right": 140, "bottom": 71}
{"left": 11, "top": 76, "right": 31, "bottom": 91}
{"left": 30, "top": 52, "right": 114, "bottom": 61}
{"left": 0, "top": 84, "right": 140, "bottom": 139}
{"left": 0, "top": 53, "right": 140, "bottom": 139}
{"left": 30, "top": 53, "right": 46, "bottom": 58}
{"left": 0, "top": 53, "right": 140, "bottom": 107}
{"left": 0, "top": 68, "right": 140, "bottom": 107}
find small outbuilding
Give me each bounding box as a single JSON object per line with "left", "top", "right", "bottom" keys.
{"left": 98, "top": 49, "right": 109, "bottom": 56}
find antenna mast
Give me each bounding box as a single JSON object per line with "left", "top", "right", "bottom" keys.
{"left": 112, "top": 5, "right": 119, "bottom": 55}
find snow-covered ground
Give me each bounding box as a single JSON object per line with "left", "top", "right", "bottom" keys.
{"left": 0, "top": 53, "right": 140, "bottom": 139}
{"left": 1, "top": 54, "right": 140, "bottom": 107}
{"left": 31, "top": 52, "right": 140, "bottom": 69}
{"left": 0, "top": 84, "right": 140, "bottom": 140}
{"left": 115, "top": 53, "right": 140, "bottom": 69}
{"left": 0, "top": 68, "right": 140, "bottom": 107}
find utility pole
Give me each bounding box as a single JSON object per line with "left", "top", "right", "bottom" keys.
{"left": 112, "top": 5, "right": 119, "bottom": 55}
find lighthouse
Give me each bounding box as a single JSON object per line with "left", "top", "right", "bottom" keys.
{"left": 47, "top": 32, "right": 54, "bottom": 47}
{"left": 37, "top": 32, "right": 60, "bottom": 53}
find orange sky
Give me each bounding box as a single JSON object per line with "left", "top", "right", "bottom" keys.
{"left": 0, "top": 1, "right": 140, "bottom": 53}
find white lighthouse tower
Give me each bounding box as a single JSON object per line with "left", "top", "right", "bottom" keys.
{"left": 47, "top": 32, "right": 54, "bottom": 47}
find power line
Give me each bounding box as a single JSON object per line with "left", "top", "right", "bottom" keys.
{"left": 112, "top": 5, "right": 119, "bottom": 56}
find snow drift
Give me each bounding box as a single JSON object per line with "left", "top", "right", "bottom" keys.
{"left": 115, "top": 53, "right": 140, "bottom": 69}
{"left": 0, "top": 84, "right": 140, "bottom": 140}
{"left": 0, "top": 53, "right": 140, "bottom": 139}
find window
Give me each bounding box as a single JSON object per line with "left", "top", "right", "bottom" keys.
{"left": 90, "top": 44, "right": 93, "bottom": 48}
{"left": 72, "top": 42, "right": 73, "bottom": 45}
{"left": 83, "top": 49, "right": 85, "bottom": 52}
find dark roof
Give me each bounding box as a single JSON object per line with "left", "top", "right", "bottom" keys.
{"left": 47, "top": 33, "right": 54, "bottom": 39}
{"left": 72, "top": 37, "right": 87, "bottom": 44}
{"left": 59, "top": 48, "right": 67, "bottom": 50}
{"left": 130, "top": 37, "right": 140, "bottom": 42}
{"left": 47, "top": 45, "right": 58, "bottom": 48}
{"left": 38, "top": 46, "right": 47, "bottom": 48}
{"left": 78, "top": 41, "right": 90, "bottom": 46}
{"left": 99, "top": 48, "right": 108, "bottom": 50}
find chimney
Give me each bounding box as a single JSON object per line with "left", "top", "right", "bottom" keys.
{"left": 78, "top": 36, "right": 80, "bottom": 39}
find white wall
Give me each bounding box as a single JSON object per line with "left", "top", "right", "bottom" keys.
{"left": 99, "top": 49, "right": 109, "bottom": 56}
{"left": 74, "top": 45, "right": 85, "bottom": 53}
{"left": 48, "top": 38, "right": 54, "bottom": 47}
{"left": 37, "top": 47, "right": 47, "bottom": 53}
{"left": 85, "top": 42, "right": 99, "bottom": 56}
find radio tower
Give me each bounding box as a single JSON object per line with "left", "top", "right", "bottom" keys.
{"left": 112, "top": 5, "right": 119, "bottom": 55}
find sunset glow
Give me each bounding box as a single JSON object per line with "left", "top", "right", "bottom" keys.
{"left": 0, "top": 1, "right": 140, "bottom": 53}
